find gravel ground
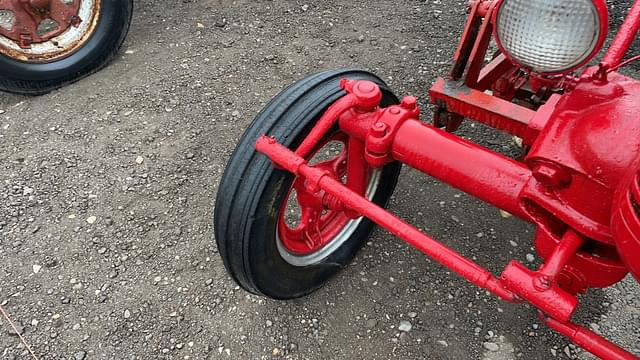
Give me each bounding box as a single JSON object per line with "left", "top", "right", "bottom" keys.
{"left": 1, "top": 0, "right": 639, "bottom": 359}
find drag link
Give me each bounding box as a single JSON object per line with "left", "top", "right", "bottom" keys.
{"left": 542, "top": 314, "right": 638, "bottom": 360}
{"left": 257, "top": 135, "right": 516, "bottom": 302}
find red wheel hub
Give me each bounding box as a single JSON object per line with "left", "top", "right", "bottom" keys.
{"left": 0, "top": 0, "right": 81, "bottom": 48}
{"left": 278, "top": 132, "right": 369, "bottom": 255}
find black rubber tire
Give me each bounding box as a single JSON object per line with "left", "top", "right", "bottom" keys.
{"left": 214, "top": 69, "right": 402, "bottom": 300}
{"left": 0, "top": 0, "right": 133, "bottom": 95}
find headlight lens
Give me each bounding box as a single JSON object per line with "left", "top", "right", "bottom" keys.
{"left": 495, "top": 0, "right": 605, "bottom": 74}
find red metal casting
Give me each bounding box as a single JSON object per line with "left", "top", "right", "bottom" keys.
{"left": 523, "top": 69, "right": 640, "bottom": 245}
{"left": 0, "top": 0, "right": 81, "bottom": 48}
{"left": 278, "top": 132, "right": 355, "bottom": 255}
{"left": 252, "top": 1, "right": 640, "bottom": 358}
{"left": 501, "top": 260, "right": 578, "bottom": 323}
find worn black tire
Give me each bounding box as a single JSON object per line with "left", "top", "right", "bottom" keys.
{"left": 0, "top": 0, "right": 133, "bottom": 95}
{"left": 214, "top": 69, "right": 402, "bottom": 300}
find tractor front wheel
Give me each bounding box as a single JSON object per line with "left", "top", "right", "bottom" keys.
{"left": 214, "top": 69, "right": 402, "bottom": 300}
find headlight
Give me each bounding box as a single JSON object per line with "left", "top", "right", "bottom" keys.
{"left": 494, "top": 0, "right": 608, "bottom": 74}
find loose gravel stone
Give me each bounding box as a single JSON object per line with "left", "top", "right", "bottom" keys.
{"left": 32, "top": 264, "right": 42, "bottom": 274}
{"left": 365, "top": 318, "right": 378, "bottom": 329}
{"left": 7, "top": 323, "right": 24, "bottom": 336}
{"left": 398, "top": 321, "right": 412, "bottom": 332}
{"left": 483, "top": 342, "right": 500, "bottom": 352}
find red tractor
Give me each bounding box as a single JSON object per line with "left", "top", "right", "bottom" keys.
{"left": 215, "top": 0, "right": 640, "bottom": 358}
{"left": 0, "top": 0, "right": 132, "bottom": 94}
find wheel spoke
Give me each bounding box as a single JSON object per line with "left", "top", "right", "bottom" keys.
{"left": 277, "top": 130, "right": 382, "bottom": 257}
{"left": 0, "top": 5, "right": 39, "bottom": 42}
{"left": 49, "top": 0, "right": 81, "bottom": 28}
{"left": 313, "top": 150, "right": 348, "bottom": 178}
{"left": 300, "top": 207, "right": 323, "bottom": 250}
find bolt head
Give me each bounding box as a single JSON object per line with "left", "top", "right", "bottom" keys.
{"left": 534, "top": 275, "right": 552, "bottom": 291}
{"left": 355, "top": 81, "right": 376, "bottom": 94}
{"left": 371, "top": 122, "right": 387, "bottom": 137}
{"left": 532, "top": 163, "right": 571, "bottom": 188}
{"left": 400, "top": 96, "right": 417, "bottom": 110}
{"left": 350, "top": 80, "right": 382, "bottom": 109}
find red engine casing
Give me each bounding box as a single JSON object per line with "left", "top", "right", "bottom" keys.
{"left": 523, "top": 70, "right": 640, "bottom": 286}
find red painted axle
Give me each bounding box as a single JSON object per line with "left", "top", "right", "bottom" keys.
{"left": 390, "top": 119, "right": 531, "bottom": 220}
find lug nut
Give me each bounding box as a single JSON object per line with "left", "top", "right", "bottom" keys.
{"left": 371, "top": 122, "right": 388, "bottom": 138}
{"left": 401, "top": 96, "right": 417, "bottom": 110}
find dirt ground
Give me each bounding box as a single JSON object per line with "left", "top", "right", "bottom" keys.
{"left": 1, "top": 0, "right": 639, "bottom": 359}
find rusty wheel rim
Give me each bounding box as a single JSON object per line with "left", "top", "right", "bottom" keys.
{"left": 0, "top": 0, "right": 101, "bottom": 62}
